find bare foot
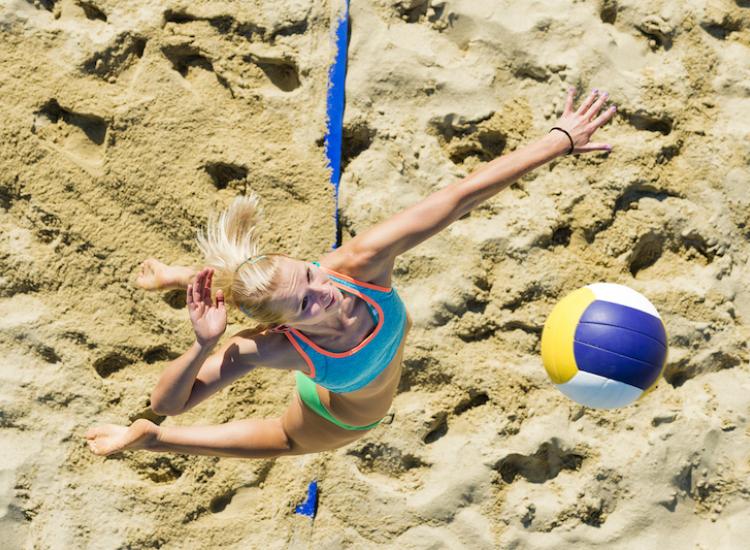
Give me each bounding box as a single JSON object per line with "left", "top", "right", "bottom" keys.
{"left": 86, "top": 418, "right": 159, "bottom": 456}
{"left": 136, "top": 258, "right": 195, "bottom": 290}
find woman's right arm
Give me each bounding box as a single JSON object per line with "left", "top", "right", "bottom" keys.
{"left": 150, "top": 327, "right": 302, "bottom": 416}
{"left": 149, "top": 334, "right": 261, "bottom": 416}
{"left": 149, "top": 268, "right": 226, "bottom": 415}
{"left": 149, "top": 339, "right": 222, "bottom": 416}
{"left": 149, "top": 269, "right": 300, "bottom": 416}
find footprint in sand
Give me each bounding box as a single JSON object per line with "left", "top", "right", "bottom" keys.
{"left": 429, "top": 112, "right": 507, "bottom": 167}
{"left": 494, "top": 439, "right": 587, "bottom": 484}
{"left": 243, "top": 53, "right": 301, "bottom": 93}
{"left": 31, "top": 99, "right": 108, "bottom": 172}
{"left": 76, "top": 0, "right": 107, "bottom": 22}
{"left": 161, "top": 10, "right": 303, "bottom": 97}
{"left": 160, "top": 42, "right": 235, "bottom": 97}
{"left": 80, "top": 32, "right": 147, "bottom": 82}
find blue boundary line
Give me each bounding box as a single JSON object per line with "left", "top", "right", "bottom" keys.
{"left": 292, "top": 6, "right": 348, "bottom": 520}
{"left": 324, "top": 0, "right": 349, "bottom": 249}
{"left": 293, "top": 479, "right": 319, "bottom": 518}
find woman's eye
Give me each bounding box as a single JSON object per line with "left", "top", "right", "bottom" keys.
{"left": 302, "top": 296, "right": 308, "bottom": 311}
{"left": 306, "top": 268, "right": 311, "bottom": 282}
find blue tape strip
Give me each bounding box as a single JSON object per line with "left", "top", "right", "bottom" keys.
{"left": 324, "top": 0, "right": 349, "bottom": 248}
{"left": 294, "top": 480, "right": 319, "bottom": 518}
{"left": 293, "top": 5, "right": 342, "bottom": 521}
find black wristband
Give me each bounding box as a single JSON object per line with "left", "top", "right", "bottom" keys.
{"left": 550, "top": 127, "right": 575, "bottom": 155}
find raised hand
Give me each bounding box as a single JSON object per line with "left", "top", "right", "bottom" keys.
{"left": 553, "top": 87, "right": 617, "bottom": 154}
{"left": 187, "top": 268, "right": 226, "bottom": 346}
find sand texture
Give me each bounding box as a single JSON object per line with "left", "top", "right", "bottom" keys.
{"left": 1, "top": 0, "right": 749, "bottom": 548}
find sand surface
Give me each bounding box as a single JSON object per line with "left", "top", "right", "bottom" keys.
{"left": 1, "top": 0, "right": 749, "bottom": 548}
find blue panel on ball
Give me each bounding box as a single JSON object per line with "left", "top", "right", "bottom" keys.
{"left": 579, "top": 301, "right": 667, "bottom": 347}
{"left": 575, "top": 322, "right": 667, "bottom": 368}
{"left": 573, "top": 340, "right": 664, "bottom": 390}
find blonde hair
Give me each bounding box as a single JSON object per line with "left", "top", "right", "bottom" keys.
{"left": 196, "top": 194, "right": 287, "bottom": 325}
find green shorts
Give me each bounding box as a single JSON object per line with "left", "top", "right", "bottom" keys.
{"left": 295, "top": 371, "right": 381, "bottom": 431}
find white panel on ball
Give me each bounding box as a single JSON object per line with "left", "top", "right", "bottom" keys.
{"left": 556, "top": 370, "right": 643, "bottom": 409}
{"left": 586, "top": 283, "right": 661, "bottom": 319}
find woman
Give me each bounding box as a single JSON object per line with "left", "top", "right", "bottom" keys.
{"left": 86, "top": 88, "right": 616, "bottom": 458}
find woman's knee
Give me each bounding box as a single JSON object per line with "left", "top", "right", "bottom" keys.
{"left": 150, "top": 403, "right": 184, "bottom": 417}
{"left": 281, "top": 420, "right": 365, "bottom": 455}
{"left": 275, "top": 419, "right": 293, "bottom": 452}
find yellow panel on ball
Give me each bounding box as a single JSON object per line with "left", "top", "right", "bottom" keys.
{"left": 541, "top": 287, "right": 596, "bottom": 384}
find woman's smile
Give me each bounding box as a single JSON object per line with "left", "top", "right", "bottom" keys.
{"left": 325, "top": 288, "right": 334, "bottom": 309}
{"left": 326, "top": 286, "right": 343, "bottom": 311}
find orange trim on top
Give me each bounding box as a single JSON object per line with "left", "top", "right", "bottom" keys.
{"left": 317, "top": 264, "right": 392, "bottom": 293}
{"left": 289, "top": 281, "right": 385, "bottom": 358}
{"left": 284, "top": 332, "right": 316, "bottom": 378}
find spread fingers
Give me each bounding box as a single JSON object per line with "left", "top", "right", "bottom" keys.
{"left": 575, "top": 89, "right": 600, "bottom": 116}
{"left": 203, "top": 269, "right": 214, "bottom": 305}
{"left": 588, "top": 105, "right": 618, "bottom": 130}
{"left": 584, "top": 91, "right": 610, "bottom": 121}
{"left": 563, "top": 86, "right": 576, "bottom": 116}
{"left": 192, "top": 270, "right": 206, "bottom": 304}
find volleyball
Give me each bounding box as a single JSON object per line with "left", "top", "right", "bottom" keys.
{"left": 541, "top": 283, "right": 668, "bottom": 409}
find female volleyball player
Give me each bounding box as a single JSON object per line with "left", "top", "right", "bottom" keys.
{"left": 86, "top": 88, "right": 616, "bottom": 458}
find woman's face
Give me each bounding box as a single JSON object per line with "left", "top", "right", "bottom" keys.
{"left": 271, "top": 257, "right": 344, "bottom": 327}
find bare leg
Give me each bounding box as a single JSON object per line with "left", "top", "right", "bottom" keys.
{"left": 86, "top": 394, "right": 371, "bottom": 459}
{"left": 136, "top": 258, "right": 199, "bottom": 290}
{"left": 86, "top": 418, "right": 161, "bottom": 456}
{"left": 87, "top": 417, "right": 292, "bottom": 459}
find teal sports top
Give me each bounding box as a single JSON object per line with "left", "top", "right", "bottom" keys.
{"left": 284, "top": 263, "right": 408, "bottom": 393}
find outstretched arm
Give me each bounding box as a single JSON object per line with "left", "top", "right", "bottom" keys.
{"left": 148, "top": 268, "right": 302, "bottom": 416}
{"left": 333, "top": 88, "right": 616, "bottom": 283}
{"left": 149, "top": 268, "right": 229, "bottom": 415}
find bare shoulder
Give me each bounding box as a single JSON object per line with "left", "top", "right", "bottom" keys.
{"left": 224, "top": 327, "right": 308, "bottom": 372}
{"left": 318, "top": 245, "right": 394, "bottom": 288}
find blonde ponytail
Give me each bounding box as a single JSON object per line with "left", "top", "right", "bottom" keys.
{"left": 196, "top": 194, "right": 286, "bottom": 325}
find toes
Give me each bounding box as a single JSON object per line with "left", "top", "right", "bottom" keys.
{"left": 85, "top": 427, "right": 101, "bottom": 439}
{"left": 88, "top": 438, "right": 114, "bottom": 456}
{"left": 139, "top": 258, "right": 159, "bottom": 275}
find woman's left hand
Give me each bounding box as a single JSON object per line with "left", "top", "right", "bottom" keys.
{"left": 553, "top": 87, "right": 617, "bottom": 154}
{"left": 187, "top": 268, "right": 227, "bottom": 346}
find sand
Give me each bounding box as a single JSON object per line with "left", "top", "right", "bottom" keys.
{"left": 1, "top": 0, "right": 749, "bottom": 548}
